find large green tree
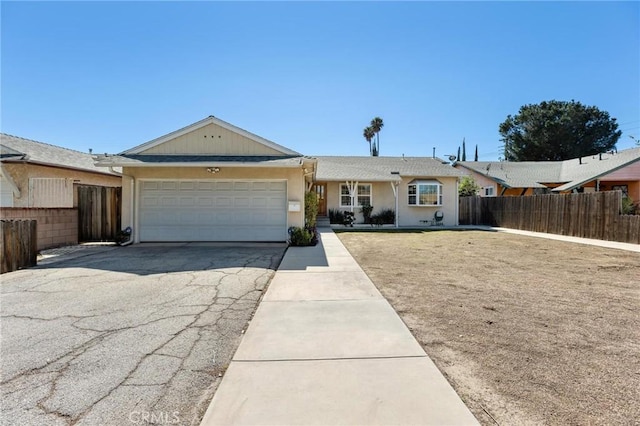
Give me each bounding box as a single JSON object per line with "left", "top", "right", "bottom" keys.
{"left": 499, "top": 100, "right": 621, "bottom": 161}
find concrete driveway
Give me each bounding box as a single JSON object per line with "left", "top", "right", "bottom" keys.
{"left": 0, "top": 243, "right": 285, "bottom": 426}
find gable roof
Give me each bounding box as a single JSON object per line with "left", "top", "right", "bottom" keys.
{"left": 1, "top": 133, "right": 120, "bottom": 175}
{"left": 315, "top": 156, "right": 464, "bottom": 182}
{"left": 122, "top": 116, "right": 301, "bottom": 156}
{"left": 456, "top": 147, "right": 640, "bottom": 191}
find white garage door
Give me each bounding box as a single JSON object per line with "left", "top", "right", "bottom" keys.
{"left": 139, "top": 180, "right": 287, "bottom": 242}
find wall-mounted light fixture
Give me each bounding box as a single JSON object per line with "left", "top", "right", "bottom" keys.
{"left": 206, "top": 167, "right": 220, "bottom": 174}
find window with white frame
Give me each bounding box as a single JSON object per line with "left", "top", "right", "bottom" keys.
{"left": 484, "top": 186, "right": 495, "bottom": 197}
{"left": 340, "top": 183, "right": 372, "bottom": 207}
{"left": 408, "top": 180, "right": 442, "bottom": 206}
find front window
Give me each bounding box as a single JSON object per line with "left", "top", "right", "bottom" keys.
{"left": 408, "top": 181, "right": 443, "bottom": 206}
{"left": 340, "top": 183, "right": 372, "bottom": 207}
{"left": 484, "top": 186, "right": 495, "bottom": 197}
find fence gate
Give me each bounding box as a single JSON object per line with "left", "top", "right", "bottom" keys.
{"left": 77, "top": 185, "right": 122, "bottom": 242}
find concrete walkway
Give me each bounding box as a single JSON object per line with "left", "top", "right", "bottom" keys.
{"left": 200, "top": 228, "right": 478, "bottom": 425}
{"left": 491, "top": 227, "right": 640, "bottom": 252}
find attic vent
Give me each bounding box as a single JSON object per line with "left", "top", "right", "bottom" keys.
{"left": 391, "top": 171, "right": 400, "bottom": 175}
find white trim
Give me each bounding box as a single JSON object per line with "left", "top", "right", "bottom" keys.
{"left": 97, "top": 161, "right": 303, "bottom": 168}
{"left": 483, "top": 186, "right": 496, "bottom": 197}
{"left": 340, "top": 182, "right": 372, "bottom": 209}
{"left": 407, "top": 182, "right": 443, "bottom": 206}
{"left": 0, "top": 165, "right": 21, "bottom": 198}
{"left": 123, "top": 116, "right": 301, "bottom": 156}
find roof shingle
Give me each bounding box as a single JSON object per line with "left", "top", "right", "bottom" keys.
{"left": 314, "top": 156, "right": 464, "bottom": 181}
{"left": 1, "top": 133, "right": 119, "bottom": 175}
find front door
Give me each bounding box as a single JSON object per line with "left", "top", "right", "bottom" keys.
{"left": 314, "top": 183, "right": 327, "bottom": 216}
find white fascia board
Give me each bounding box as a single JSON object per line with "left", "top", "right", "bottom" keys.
{"left": 2, "top": 158, "right": 119, "bottom": 176}
{"left": 108, "top": 162, "right": 303, "bottom": 168}
{"left": 123, "top": 116, "right": 301, "bottom": 156}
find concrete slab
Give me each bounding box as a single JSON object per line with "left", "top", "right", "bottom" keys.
{"left": 201, "top": 357, "right": 479, "bottom": 426}
{"left": 263, "top": 271, "right": 383, "bottom": 301}
{"left": 278, "top": 254, "right": 363, "bottom": 272}
{"left": 493, "top": 227, "right": 640, "bottom": 252}
{"left": 233, "top": 299, "right": 424, "bottom": 361}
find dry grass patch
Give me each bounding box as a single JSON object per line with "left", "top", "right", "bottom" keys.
{"left": 337, "top": 230, "right": 640, "bottom": 425}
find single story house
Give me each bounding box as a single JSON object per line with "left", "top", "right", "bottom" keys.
{"left": 455, "top": 146, "right": 640, "bottom": 201}
{"left": 313, "top": 156, "right": 464, "bottom": 227}
{"left": 95, "top": 116, "right": 465, "bottom": 243}
{"left": 95, "top": 116, "right": 316, "bottom": 243}
{"left": 1, "top": 133, "right": 122, "bottom": 208}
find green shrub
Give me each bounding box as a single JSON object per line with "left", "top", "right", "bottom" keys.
{"left": 459, "top": 176, "right": 480, "bottom": 197}
{"left": 375, "top": 208, "right": 395, "bottom": 224}
{"left": 621, "top": 196, "right": 638, "bottom": 215}
{"left": 361, "top": 200, "right": 373, "bottom": 224}
{"left": 288, "top": 226, "right": 316, "bottom": 246}
{"left": 305, "top": 191, "right": 319, "bottom": 228}
{"left": 328, "top": 209, "right": 344, "bottom": 224}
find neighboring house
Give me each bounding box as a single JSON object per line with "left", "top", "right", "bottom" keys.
{"left": 95, "top": 116, "right": 315, "bottom": 243}
{"left": 455, "top": 147, "right": 640, "bottom": 201}
{"left": 0, "top": 133, "right": 122, "bottom": 208}
{"left": 313, "top": 156, "right": 465, "bottom": 227}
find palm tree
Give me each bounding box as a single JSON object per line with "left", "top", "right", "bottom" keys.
{"left": 370, "top": 117, "right": 384, "bottom": 156}
{"left": 363, "top": 127, "right": 375, "bottom": 155}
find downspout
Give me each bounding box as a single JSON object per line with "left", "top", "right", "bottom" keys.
{"left": 455, "top": 178, "right": 460, "bottom": 226}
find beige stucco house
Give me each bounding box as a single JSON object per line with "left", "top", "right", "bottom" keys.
{"left": 95, "top": 116, "right": 315, "bottom": 243}
{"left": 313, "top": 156, "right": 464, "bottom": 227}
{"left": 95, "top": 116, "right": 466, "bottom": 243}
{"left": 1, "top": 133, "right": 121, "bottom": 208}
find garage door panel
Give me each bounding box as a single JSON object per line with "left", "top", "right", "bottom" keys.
{"left": 139, "top": 180, "right": 287, "bottom": 242}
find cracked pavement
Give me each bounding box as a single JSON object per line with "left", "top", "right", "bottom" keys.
{"left": 0, "top": 243, "right": 285, "bottom": 426}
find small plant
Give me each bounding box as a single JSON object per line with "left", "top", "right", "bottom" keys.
{"left": 342, "top": 211, "right": 355, "bottom": 227}
{"left": 361, "top": 200, "right": 373, "bottom": 224}
{"left": 373, "top": 208, "right": 395, "bottom": 224}
{"left": 621, "top": 196, "right": 638, "bottom": 215}
{"left": 329, "top": 209, "right": 344, "bottom": 224}
{"left": 288, "top": 226, "right": 316, "bottom": 246}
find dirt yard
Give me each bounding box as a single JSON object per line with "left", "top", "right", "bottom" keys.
{"left": 337, "top": 230, "right": 639, "bottom": 426}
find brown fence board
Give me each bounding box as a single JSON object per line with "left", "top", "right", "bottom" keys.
{"left": 1, "top": 220, "right": 37, "bottom": 274}
{"left": 459, "top": 191, "right": 639, "bottom": 245}
{"left": 77, "top": 185, "right": 122, "bottom": 242}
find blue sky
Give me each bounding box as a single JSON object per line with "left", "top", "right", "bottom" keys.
{"left": 2, "top": 1, "right": 639, "bottom": 160}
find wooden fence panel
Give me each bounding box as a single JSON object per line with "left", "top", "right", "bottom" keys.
{"left": 1, "top": 220, "right": 37, "bottom": 274}
{"left": 459, "top": 191, "right": 639, "bottom": 245}
{"left": 77, "top": 186, "right": 122, "bottom": 242}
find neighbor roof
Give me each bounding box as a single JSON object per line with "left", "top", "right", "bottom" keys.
{"left": 122, "top": 116, "right": 301, "bottom": 156}
{"left": 456, "top": 146, "right": 640, "bottom": 191}
{"left": 314, "top": 156, "right": 464, "bottom": 182}
{"left": 0, "top": 133, "right": 120, "bottom": 175}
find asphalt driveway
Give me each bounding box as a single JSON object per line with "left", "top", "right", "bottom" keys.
{"left": 1, "top": 243, "right": 285, "bottom": 426}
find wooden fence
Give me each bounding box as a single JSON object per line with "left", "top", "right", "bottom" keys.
{"left": 77, "top": 185, "right": 122, "bottom": 242}
{"left": 459, "top": 191, "right": 640, "bottom": 244}
{"left": 1, "top": 220, "right": 37, "bottom": 274}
